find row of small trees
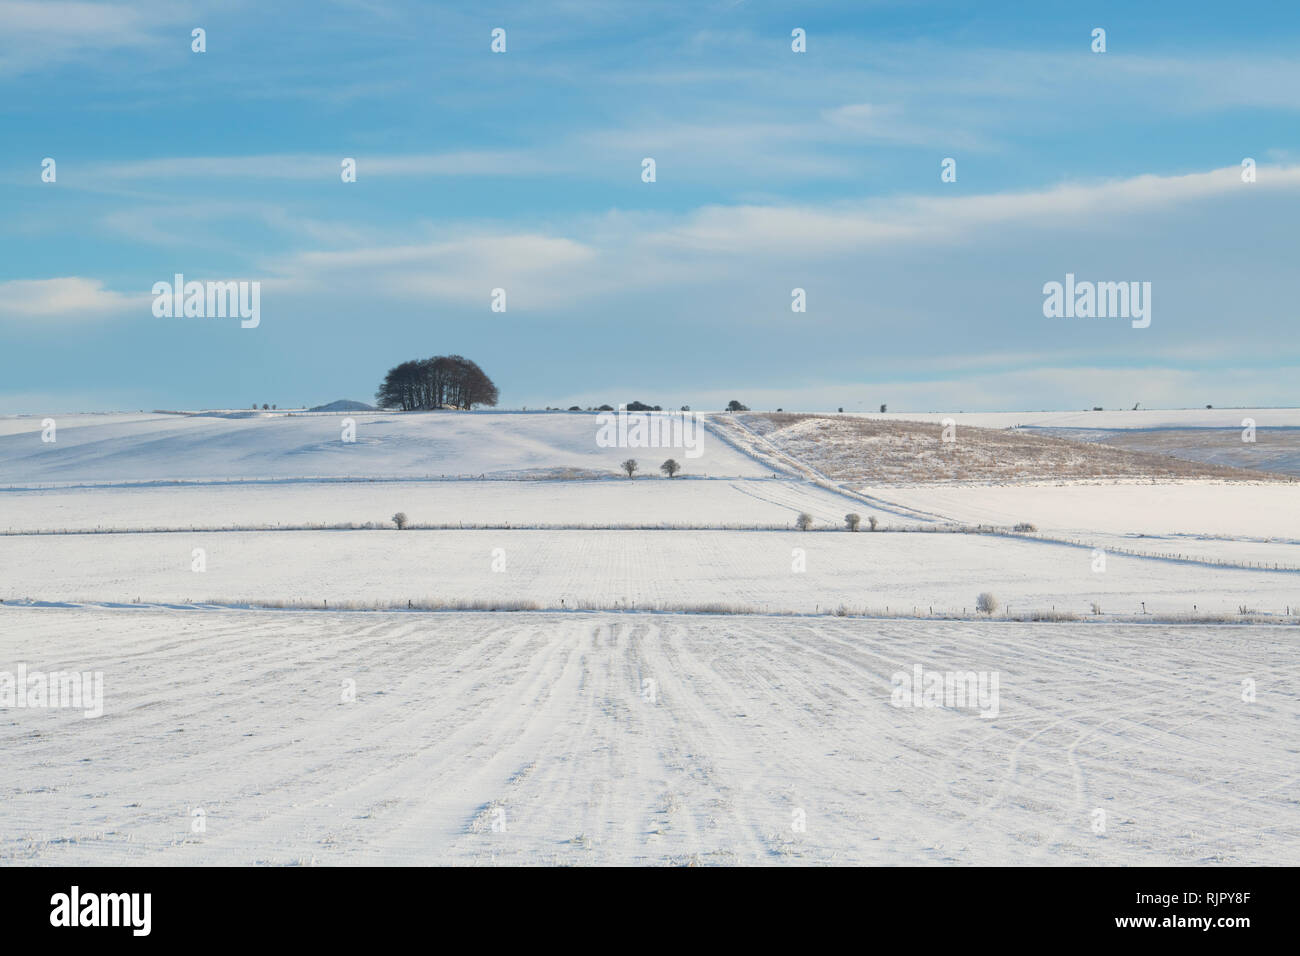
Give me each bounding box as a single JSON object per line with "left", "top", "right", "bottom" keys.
{"left": 620, "top": 459, "right": 680, "bottom": 478}
{"left": 793, "top": 512, "right": 882, "bottom": 531}
{"left": 842, "top": 513, "right": 879, "bottom": 532}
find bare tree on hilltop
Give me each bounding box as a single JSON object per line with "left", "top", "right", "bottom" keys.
{"left": 375, "top": 355, "right": 500, "bottom": 410}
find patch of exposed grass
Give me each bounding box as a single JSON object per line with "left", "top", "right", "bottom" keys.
{"left": 737, "top": 413, "right": 1293, "bottom": 484}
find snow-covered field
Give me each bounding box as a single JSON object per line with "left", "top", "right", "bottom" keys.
{"left": 854, "top": 480, "right": 1300, "bottom": 571}
{"left": 3, "top": 528, "right": 1297, "bottom": 617}
{"left": 2, "top": 408, "right": 1298, "bottom": 865}
{"left": 860, "top": 481, "right": 1300, "bottom": 540}
{"left": 2, "top": 607, "right": 1295, "bottom": 865}
{"left": 1084, "top": 427, "right": 1300, "bottom": 477}
{"left": 0, "top": 478, "right": 852, "bottom": 533}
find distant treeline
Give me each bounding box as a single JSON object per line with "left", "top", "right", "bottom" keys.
{"left": 376, "top": 355, "right": 499, "bottom": 411}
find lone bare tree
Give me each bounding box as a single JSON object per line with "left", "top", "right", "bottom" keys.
{"left": 660, "top": 459, "right": 681, "bottom": 478}
{"left": 391, "top": 512, "right": 408, "bottom": 530}
{"left": 621, "top": 459, "right": 638, "bottom": 479}
{"left": 845, "top": 513, "right": 861, "bottom": 531}
{"left": 796, "top": 512, "right": 813, "bottom": 531}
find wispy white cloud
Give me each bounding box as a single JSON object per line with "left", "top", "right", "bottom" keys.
{"left": 100, "top": 201, "right": 372, "bottom": 250}
{"left": 86, "top": 151, "right": 556, "bottom": 182}
{"left": 0, "top": 0, "right": 179, "bottom": 74}
{"left": 269, "top": 234, "right": 599, "bottom": 308}
{"left": 0, "top": 277, "right": 142, "bottom": 323}
{"left": 645, "top": 163, "right": 1300, "bottom": 255}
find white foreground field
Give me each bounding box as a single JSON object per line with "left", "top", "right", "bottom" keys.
{"left": 3, "top": 528, "right": 1297, "bottom": 617}
{"left": 1, "top": 607, "right": 1295, "bottom": 866}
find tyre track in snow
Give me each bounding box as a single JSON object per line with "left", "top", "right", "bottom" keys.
{"left": 1, "top": 608, "right": 1296, "bottom": 865}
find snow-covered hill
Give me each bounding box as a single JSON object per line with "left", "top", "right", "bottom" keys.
{"left": 0, "top": 410, "right": 771, "bottom": 485}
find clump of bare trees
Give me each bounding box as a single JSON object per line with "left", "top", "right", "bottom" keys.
{"left": 375, "top": 355, "right": 499, "bottom": 410}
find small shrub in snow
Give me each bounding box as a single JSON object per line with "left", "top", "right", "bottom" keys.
{"left": 976, "top": 592, "right": 998, "bottom": 614}
{"left": 796, "top": 512, "right": 814, "bottom": 531}
{"left": 391, "top": 512, "right": 408, "bottom": 530}
{"left": 845, "top": 513, "right": 861, "bottom": 531}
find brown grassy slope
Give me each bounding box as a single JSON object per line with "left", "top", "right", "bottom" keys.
{"left": 737, "top": 413, "right": 1293, "bottom": 484}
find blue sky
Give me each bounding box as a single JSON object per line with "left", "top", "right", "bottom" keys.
{"left": 3, "top": 0, "right": 1300, "bottom": 413}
